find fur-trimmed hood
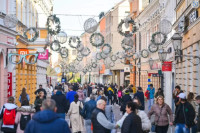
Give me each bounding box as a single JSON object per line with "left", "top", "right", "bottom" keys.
{"left": 17, "top": 106, "right": 35, "bottom": 113}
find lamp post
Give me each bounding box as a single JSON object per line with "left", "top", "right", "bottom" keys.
{"left": 158, "top": 49, "right": 168, "bottom": 62}
{"left": 148, "top": 58, "right": 154, "bottom": 70}
{"left": 136, "top": 61, "right": 141, "bottom": 87}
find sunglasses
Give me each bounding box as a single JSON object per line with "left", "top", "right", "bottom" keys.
{"left": 8, "top": 53, "right": 38, "bottom": 64}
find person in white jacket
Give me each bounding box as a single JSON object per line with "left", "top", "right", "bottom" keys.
{"left": 116, "top": 98, "right": 151, "bottom": 132}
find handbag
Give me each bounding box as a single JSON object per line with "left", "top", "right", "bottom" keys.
{"left": 151, "top": 106, "right": 164, "bottom": 132}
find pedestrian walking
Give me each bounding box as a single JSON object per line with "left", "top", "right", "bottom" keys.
{"left": 77, "top": 87, "right": 85, "bottom": 103}
{"left": 0, "top": 96, "right": 18, "bottom": 133}
{"left": 195, "top": 95, "right": 200, "bottom": 132}
{"left": 68, "top": 94, "right": 84, "bottom": 133}
{"left": 173, "top": 85, "right": 182, "bottom": 108}
{"left": 187, "top": 92, "right": 197, "bottom": 133}
{"left": 155, "top": 88, "right": 164, "bottom": 98}
{"left": 19, "top": 88, "right": 30, "bottom": 106}
{"left": 34, "top": 85, "right": 47, "bottom": 98}
{"left": 87, "top": 84, "right": 92, "bottom": 97}
{"left": 148, "top": 95, "right": 173, "bottom": 133}
{"left": 91, "top": 99, "right": 116, "bottom": 133}
{"left": 25, "top": 99, "right": 71, "bottom": 133}
{"left": 46, "top": 84, "right": 53, "bottom": 98}
{"left": 107, "top": 85, "right": 114, "bottom": 105}
{"left": 34, "top": 91, "right": 45, "bottom": 112}
{"left": 118, "top": 86, "right": 123, "bottom": 105}
{"left": 66, "top": 86, "right": 77, "bottom": 104}
{"left": 96, "top": 90, "right": 104, "bottom": 101}
{"left": 51, "top": 86, "right": 70, "bottom": 119}
{"left": 120, "top": 90, "right": 132, "bottom": 115}
{"left": 15, "top": 99, "right": 35, "bottom": 133}
{"left": 134, "top": 87, "right": 145, "bottom": 110}
{"left": 81, "top": 94, "right": 96, "bottom": 133}
{"left": 146, "top": 84, "right": 155, "bottom": 111}
{"left": 121, "top": 102, "right": 142, "bottom": 133}
{"left": 174, "top": 93, "right": 195, "bottom": 133}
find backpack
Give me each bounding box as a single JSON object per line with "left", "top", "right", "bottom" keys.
{"left": 20, "top": 114, "right": 31, "bottom": 130}
{"left": 145, "top": 90, "right": 150, "bottom": 99}
{"left": 118, "top": 91, "right": 122, "bottom": 97}
{"left": 3, "top": 109, "right": 16, "bottom": 125}
{"left": 108, "top": 90, "right": 113, "bottom": 96}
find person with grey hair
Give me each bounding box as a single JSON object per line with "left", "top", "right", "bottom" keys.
{"left": 80, "top": 94, "right": 96, "bottom": 133}
{"left": 91, "top": 99, "right": 116, "bottom": 133}
{"left": 25, "top": 99, "right": 71, "bottom": 133}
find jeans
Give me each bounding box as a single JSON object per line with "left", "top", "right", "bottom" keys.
{"left": 175, "top": 124, "right": 190, "bottom": 133}
{"left": 156, "top": 125, "right": 169, "bottom": 133}
{"left": 191, "top": 125, "right": 197, "bottom": 133}
{"left": 57, "top": 113, "right": 65, "bottom": 119}
{"left": 148, "top": 98, "right": 154, "bottom": 110}
{"left": 85, "top": 119, "right": 92, "bottom": 133}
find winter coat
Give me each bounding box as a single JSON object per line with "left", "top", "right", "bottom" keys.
{"left": 34, "top": 97, "right": 45, "bottom": 112}
{"left": 146, "top": 87, "right": 155, "bottom": 99}
{"left": 197, "top": 105, "right": 200, "bottom": 131}
{"left": 134, "top": 90, "right": 145, "bottom": 110}
{"left": 148, "top": 103, "right": 173, "bottom": 126}
{"left": 0, "top": 103, "right": 18, "bottom": 132}
{"left": 15, "top": 106, "right": 35, "bottom": 133}
{"left": 121, "top": 93, "right": 132, "bottom": 112}
{"left": 121, "top": 112, "right": 142, "bottom": 133}
{"left": 34, "top": 88, "right": 47, "bottom": 96}
{"left": 66, "top": 91, "right": 77, "bottom": 104}
{"left": 155, "top": 90, "right": 164, "bottom": 98}
{"left": 51, "top": 91, "right": 70, "bottom": 113}
{"left": 117, "top": 110, "right": 151, "bottom": 131}
{"left": 68, "top": 101, "right": 84, "bottom": 132}
{"left": 77, "top": 89, "right": 85, "bottom": 101}
{"left": 81, "top": 99, "right": 96, "bottom": 120}
{"left": 174, "top": 101, "right": 196, "bottom": 128}
{"left": 25, "top": 110, "right": 71, "bottom": 133}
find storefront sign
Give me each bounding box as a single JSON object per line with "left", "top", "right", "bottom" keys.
{"left": 189, "top": 10, "right": 198, "bottom": 24}
{"left": 124, "top": 67, "right": 130, "bottom": 72}
{"left": 7, "top": 72, "right": 12, "bottom": 97}
{"left": 38, "top": 49, "right": 49, "bottom": 60}
{"left": 162, "top": 62, "right": 172, "bottom": 71}
{"left": 7, "top": 37, "right": 14, "bottom": 45}
{"left": 18, "top": 49, "right": 29, "bottom": 55}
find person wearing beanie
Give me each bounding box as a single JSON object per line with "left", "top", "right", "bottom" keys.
{"left": 174, "top": 93, "right": 196, "bottom": 133}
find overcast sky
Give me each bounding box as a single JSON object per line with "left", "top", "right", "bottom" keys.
{"left": 53, "top": 0, "right": 122, "bottom": 36}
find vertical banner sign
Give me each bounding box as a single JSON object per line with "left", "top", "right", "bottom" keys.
{"left": 7, "top": 72, "right": 12, "bottom": 97}
{"left": 162, "top": 62, "right": 172, "bottom": 71}
{"left": 38, "top": 49, "right": 49, "bottom": 60}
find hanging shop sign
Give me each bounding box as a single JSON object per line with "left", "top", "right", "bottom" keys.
{"left": 38, "top": 49, "right": 49, "bottom": 60}
{"left": 162, "top": 61, "right": 172, "bottom": 71}
{"left": 7, "top": 72, "right": 12, "bottom": 97}
{"left": 189, "top": 10, "right": 198, "bottom": 24}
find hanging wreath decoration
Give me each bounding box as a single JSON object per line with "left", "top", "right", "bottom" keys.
{"left": 111, "top": 55, "right": 117, "bottom": 62}
{"left": 92, "top": 62, "right": 97, "bottom": 68}
{"left": 148, "top": 43, "right": 159, "bottom": 53}
{"left": 151, "top": 32, "right": 167, "bottom": 45}
{"left": 24, "top": 27, "right": 39, "bottom": 42}
{"left": 81, "top": 47, "right": 91, "bottom": 57}
{"left": 76, "top": 53, "right": 83, "bottom": 61}
{"left": 69, "top": 36, "right": 80, "bottom": 48}
{"left": 77, "top": 42, "right": 84, "bottom": 52}
{"left": 140, "top": 49, "right": 149, "bottom": 58}
{"left": 117, "top": 19, "right": 137, "bottom": 37}
{"left": 90, "top": 33, "right": 104, "bottom": 47}
{"left": 50, "top": 40, "right": 61, "bottom": 52}
{"left": 102, "top": 44, "right": 112, "bottom": 55}
{"left": 59, "top": 47, "right": 68, "bottom": 58}
{"left": 96, "top": 53, "right": 102, "bottom": 60}
{"left": 47, "top": 15, "right": 61, "bottom": 35}
{"left": 100, "top": 52, "right": 107, "bottom": 59}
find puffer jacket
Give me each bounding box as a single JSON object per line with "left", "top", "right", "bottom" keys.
{"left": 148, "top": 103, "right": 173, "bottom": 126}
{"left": 15, "top": 106, "right": 35, "bottom": 133}
{"left": 77, "top": 89, "right": 85, "bottom": 101}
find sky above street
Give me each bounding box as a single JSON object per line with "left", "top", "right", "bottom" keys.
{"left": 53, "top": 0, "right": 122, "bottom": 36}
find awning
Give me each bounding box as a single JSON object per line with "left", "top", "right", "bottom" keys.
{"left": 125, "top": 75, "right": 130, "bottom": 80}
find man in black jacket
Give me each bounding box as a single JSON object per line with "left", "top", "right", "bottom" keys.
{"left": 35, "top": 85, "right": 47, "bottom": 98}
{"left": 51, "top": 86, "right": 69, "bottom": 119}
{"left": 174, "top": 93, "right": 195, "bottom": 133}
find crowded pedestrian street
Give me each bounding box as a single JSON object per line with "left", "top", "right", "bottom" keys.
{"left": 0, "top": 0, "right": 200, "bottom": 133}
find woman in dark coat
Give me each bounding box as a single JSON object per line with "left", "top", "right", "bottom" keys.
{"left": 134, "top": 87, "right": 144, "bottom": 110}
{"left": 121, "top": 102, "right": 142, "bottom": 133}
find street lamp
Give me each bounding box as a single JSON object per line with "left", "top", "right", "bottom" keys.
{"left": 158, "top": 49, "right": 168, "bottom": 62}
{"left": 149, "top": 58, "right": 154, "bottom": 69}
{"left": 171, "top": 33, "right": 182, "bottom": 52}
{"left": 136, "top": 61, "right": 141, "bottom": 86}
